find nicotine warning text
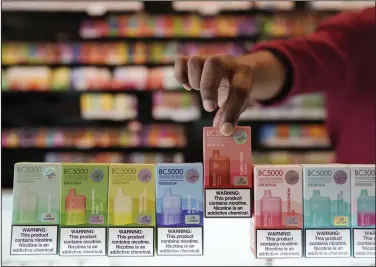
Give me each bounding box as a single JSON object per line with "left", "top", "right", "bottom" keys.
{"left": 59, "top": 227, "right": 106, "bottom": 256}
{"left": 11, "top": 226, "right": 58, "bottom": 255}
{"left": 205, "top": 189, "right": 251, "bottom": 218}
{"left": 256, "top": 229, "right": 302, "bottom": 258}
{"left": 108, "top": 227, "right": 154, "bottom": 256}
{"left": 353, "top": 229, "right": 375, "bottom": 258}
{"left": 305, "top": 229, "right": 351, "bottom": 258}
{"left": 157, "top": 227, "right": 203, "bottom": 255}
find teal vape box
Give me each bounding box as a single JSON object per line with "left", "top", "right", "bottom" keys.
{"left": 302, "top": 164, "right": 352, "bottom": 258}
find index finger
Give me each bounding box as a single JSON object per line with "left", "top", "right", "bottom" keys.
{"left": 174, "top": 56, "right": 191, "bottom": 90}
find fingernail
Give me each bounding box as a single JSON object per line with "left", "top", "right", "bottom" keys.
{"left": 220, "top": 123, "right": 234, "bottom": 136}
{"left": 203, "top": 100, "right": 216, "bottom": 112}
{"left": 182, "top": 84, "right": 191, "bottom": 91}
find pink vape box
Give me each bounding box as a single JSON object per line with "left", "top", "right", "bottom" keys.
{"left": 251, "top": 165, "right": 303, "bottom": 258}
{"left": 203, "top": 126, "right": 252, "bottom": 189}
{"left": 253, "top": 165, "right": 303, "bottom": 228}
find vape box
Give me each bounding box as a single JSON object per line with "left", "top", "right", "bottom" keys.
{"left": 203, "top": 127, "right": 252, "bottom": 218}
{"left": 302, "top": 164, "right": 351, "bottom": 258}
{"left": 156, "top": 163, "right": 203, "bottom": 256}
{"left": 59, "top": 163, "right": 109, "bottom": 256}
{"left": 350, "top": 164, "right": 375, "bottom": 258}
{"left": 11, "top": 162, "right": 61, "bottom": 255}
{"left": 107, "top": 164, "right": 155, "bottom": 257}
{"left": 250, "top": 165, "right": 303, "bottom": 258}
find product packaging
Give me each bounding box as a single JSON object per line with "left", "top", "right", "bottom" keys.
{"left": 107, "top": 164, "right": 155, "bottom": 257}
{"left": 11, "top": 163, "right": 61, "bottom": 255}
{"left": 156, "top": 163, "right": 203, "bottom": 256}
{"left": 203, "top": 126, "right": 252, "bottom": 218}
{"left": 250, "top": 165, "right": 303, "bottom": 258}
{"left": 350, "top": 164, "right": 375, "bottom": 258}
{"left": 302, "top": 164, "right": 351, "bottom": 258}
{"left": 59, "top": 163, "right": 109, "bottom": 256}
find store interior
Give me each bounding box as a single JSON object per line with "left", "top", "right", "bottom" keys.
{"left": 1, "top": 1, "right": 375, "bottom": 266}
{"left": 3, "top": 0, "right": 363, "bottom": 188}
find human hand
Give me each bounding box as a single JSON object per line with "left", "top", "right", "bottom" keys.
{"left": 174, "top": 55, "right": 253, "bottom": 136}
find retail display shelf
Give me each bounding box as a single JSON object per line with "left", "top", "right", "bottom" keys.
{"left": 1, "top": 191, "right": 374, "bottom": 266}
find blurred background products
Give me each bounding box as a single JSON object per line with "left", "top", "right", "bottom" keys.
{"left": 3, "top": 1, "right": 368, "bottom": 188}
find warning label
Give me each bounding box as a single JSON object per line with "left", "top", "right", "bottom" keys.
{"left": 305, "top": 229, "right": 351, "bottom": 258}
{"left": 11, "top": 225, "right": 58, "bottom": 255}
{"left": 108, "top": 227, "right": 154, "bottom": 257}
{"left": 256, "top": 229, "right": 302, "bottom": 258}
{"left": 353, "top": 229, "right": 375, "bottom": 258}
{"left": 205, "top": 189, "right": 251, "bottom": 218}
{"left": 157, "top": 227, "right": 203, "bottom": 256}
{"left": 59, "top": 227, "right": 106, "bottom": 256}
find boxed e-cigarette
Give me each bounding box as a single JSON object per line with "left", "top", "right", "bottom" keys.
{"left": 250, "top": 165, "right": 303, "bottom": 258}
{"left": 107, "top": 164, "right": 155, "bottom": 257}
{"left": 350, "top": 164, "right": 375, "bottom": 258}
{"left": 156, "top": 163, "right": 203, "bottom": 256}
{"left": 59, "top": 163, "right": 109, "bottom": 256}
{"left": 11, "top": 162, "right": 61, "bottom": 255}
{"left": 203, "top": 126, "right": 252, "bottom": 218}
{"left": 302, "top": 164, "right": 351, "bottom": 258}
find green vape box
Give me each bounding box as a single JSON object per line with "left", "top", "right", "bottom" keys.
{"left": 13, "top": 162, "right": 61, "bottom": 225}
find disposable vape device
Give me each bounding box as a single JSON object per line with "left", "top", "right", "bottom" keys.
{"left": 112, "top": 188, "right": 133, "bottom": 225}
{"left": 18, "top": 188, "right": 38, "bottom": 223}
{"left": 161, "top": 188, "right": 182, "bottom": 225}
{"left": 260, "top": 190, "right": 282, "bottom": 227}
{"left": 65, "top": 188, "right": 86, "bottom": 225}
{"left": 310, "top": 190, "right": 331, "bottom": 227}
{"left": 357, "top": 189, "right": 376, "bottom": 226}
{"left": 209, "top": 150, "right": 230, "bottom": 186}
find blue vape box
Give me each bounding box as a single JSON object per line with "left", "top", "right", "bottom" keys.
{"left": 156, "top": 163, "right": 203, "bottom": 227}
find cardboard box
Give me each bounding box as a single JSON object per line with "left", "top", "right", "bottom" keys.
{"left": 350, "top": 164, "right": 375, "bottom": 258}
{"left": 156, "top": 163, "right": 203, "bottom": 256}
{"left": 59, "top": 163, "right": 109, "bottom": 256}
{"left": 250, "top": 165, "right": 303, "bottom": 258}
{"left": 107, "top": 164, "right": 155, "bottom": 257}
{"left": 11, "top": 162, "right": 61, "bottom": 255}
{"left": 203, "top": 127, "right": 252, "bottom": 218}
{"left": 302, "top": 164, "right": 351, "bottom": 258}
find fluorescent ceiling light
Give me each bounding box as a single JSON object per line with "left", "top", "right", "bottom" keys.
{"left": 2, "top": 1, "right": 144, "bottom": 12}
{"left": 173, "top": 1, "right": 253, "bottom": 15}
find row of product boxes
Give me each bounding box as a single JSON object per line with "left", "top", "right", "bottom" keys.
{"left": 202, "top": 127, "right": 374, "bottom": 259}
{"left": 11, "top": 162, "right": 204, "bottom": 257}
{"left": 10, "top": 126, "right": 375, "bottom": 258}
{"left": 10, "top": 160, "right": 375, "bottom": 258}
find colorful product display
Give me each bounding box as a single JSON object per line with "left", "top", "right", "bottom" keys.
{"left": 203, "top": 127, "right": 252, "bottom": 188}
{"left": 80, "top": 93, "right": 138, "bottom": 121}
{"left": 60, "top": 163, "right": 109, "bottom": 227}
{"left": 152, "top": 92, "right": 200, "bottom": 122}
{"left": 302, "top": 164, "right": 351, "bottom": 228}
{"left": 12, "top": 163, "right": 61, "bottom": 225}
{"left": 240, "top": 93, "right": 325, "bottom": 120}
{"left": 350, "top": 165, "right": 375, "bottom": 228}
{"left": 79, "top": 14, "right": 261, "bottom": 38}
{"left": 259, "top": 124, "right": 330, "bottom": 148}
{"left": 2, "top": 125, "right": 186, "bottom": 149}
{"left": 2, "top": 66, "right": 185, "bottom": 91}
{"left": 253, "top": 151, "right": 335, "bottom": 165}
{"left": 156, "top": 163, "right": 203, "bottom": 227}
{"left": 10, "top": 161, "right": 376, "bottom": 258}
{"left": 2, "top": 42, "right": 250, "bottom": 66}
{"left": 108, "top": 164, "right": 155, "bottom": 227}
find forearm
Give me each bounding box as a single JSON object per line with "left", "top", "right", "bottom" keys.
{"left": 235, "top": 50, "right": 288, "bottom": 102}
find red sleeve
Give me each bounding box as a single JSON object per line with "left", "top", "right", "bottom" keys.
{"left": 252, "top": 7, "right": 375, "bottom": 100}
